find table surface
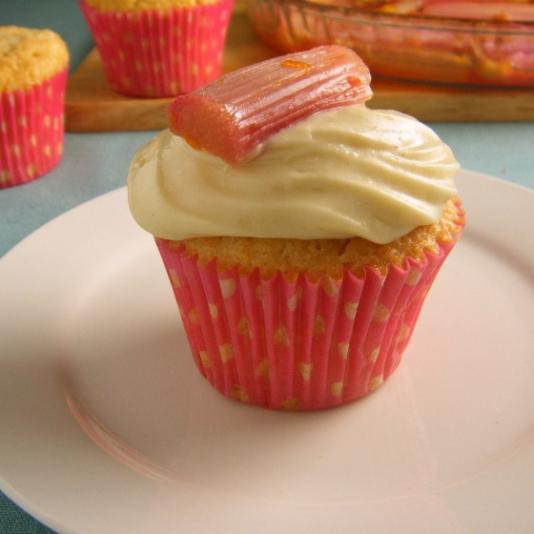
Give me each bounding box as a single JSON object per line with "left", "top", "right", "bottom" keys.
{"left": 1, "top": 1, "right": 533, "bottom": 533}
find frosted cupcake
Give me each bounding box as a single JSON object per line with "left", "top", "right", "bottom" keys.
{"left": 128, "top": 46, "right": 464, "bottom": 410}
{"left": 80, "top": 0, "right": 234, "bottom": 97}
{"left": 0, "top": 26, "right": 68, "bottom": 189}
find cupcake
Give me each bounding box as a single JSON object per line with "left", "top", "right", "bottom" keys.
{"left": 128, "top": 46, "right": 464, "bottom": 411}
{"left": 0, "top": 26, "right": 68, "bottom": 189}
{"left": 80, "top": 0, "right": 234, "bottom": 97}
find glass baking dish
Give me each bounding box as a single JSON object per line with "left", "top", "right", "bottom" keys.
{"left": 247, "top": 0, "right": 534, "bottom": 86}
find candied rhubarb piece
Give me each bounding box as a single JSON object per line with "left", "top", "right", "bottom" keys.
{"left": 169, "top": 45, "right": 372, "bottom": 164}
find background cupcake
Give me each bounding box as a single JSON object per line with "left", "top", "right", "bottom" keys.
{"left": 0, "top": 26, "right": 68, "bottom": 189}
{"left": 80, "top": 0, "right": 234, "bottom": 97}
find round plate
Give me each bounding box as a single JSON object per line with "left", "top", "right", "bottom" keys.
{"left": 1, "top": 171, "right": 533, "bottom": 534}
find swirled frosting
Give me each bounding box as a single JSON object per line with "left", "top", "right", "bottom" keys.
{"left": 127, "top": 106, "right": 458, "bottom": 244}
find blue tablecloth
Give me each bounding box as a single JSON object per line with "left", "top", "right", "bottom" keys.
{"left": 1, "top": 1, "right": 533, "bottom": 532}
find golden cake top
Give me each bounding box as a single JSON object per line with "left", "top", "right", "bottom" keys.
{"left": 84, "top": 0, "right": 220, "bottom": 11}
{"left": 176, "top": 199, "right": 465, "bottom": 280}
{"left": 0, "top": 26, "right": 69, "bottom": 92}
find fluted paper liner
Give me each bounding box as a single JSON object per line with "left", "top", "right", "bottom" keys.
{"left": 156, "top": 236, "right": 460, "bottom": 411}
{"left": 0, "top": 70, "right": 67, "bottom": 189}
{"left": 80, "top": 0, "right": 234, "bottom": 97}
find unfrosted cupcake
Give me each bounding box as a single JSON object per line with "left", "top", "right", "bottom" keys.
{"left": 0, "top": 26, "right": 68, "bottom": 189}
{"left": 128, "top": 46, "right": 464, "bottom": 411}
{"left": 80, "top": 0, "right": 234, "bottom": 97}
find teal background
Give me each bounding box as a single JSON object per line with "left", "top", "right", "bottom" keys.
{"left": 0, "top": 0, "right": 533, "bottom": 532}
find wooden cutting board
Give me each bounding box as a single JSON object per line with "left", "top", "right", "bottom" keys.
{"left": 65, "top": 12, "right": 534, "bottom": 131}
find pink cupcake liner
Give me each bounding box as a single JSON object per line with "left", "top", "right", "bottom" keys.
{"left": 156, "top": 230, "right": 463, "bottom": 411}
{"left": 80, "top": 0, "right": 234, "bottom": 97}
{"left": 0, "top": 69, "right": 67, "bottom": 189}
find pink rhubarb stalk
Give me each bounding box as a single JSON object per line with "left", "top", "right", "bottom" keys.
{"left": 169, "top": 45, "right": 372, "bottom": 165}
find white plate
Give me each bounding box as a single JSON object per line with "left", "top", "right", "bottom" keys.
{"left": 1, "top": 170, "right": 533, "bottom": 534}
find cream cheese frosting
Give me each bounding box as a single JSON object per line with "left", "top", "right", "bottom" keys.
{"left": 127, "top": 105, "right": 458, "bottom": 244}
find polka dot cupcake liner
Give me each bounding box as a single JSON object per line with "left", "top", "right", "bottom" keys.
{"left": 156, "top": 231, "right": 462, "bottom": 411}
{"left": 80, "top": 0, "right": 234, "bottom": 97}
{"left": 0, "top": 69, "right": 67, "bottom": 189}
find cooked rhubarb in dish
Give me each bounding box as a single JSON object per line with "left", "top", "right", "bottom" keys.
{"left": 248, "top": 0, "right": 534, "bottom": 86}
